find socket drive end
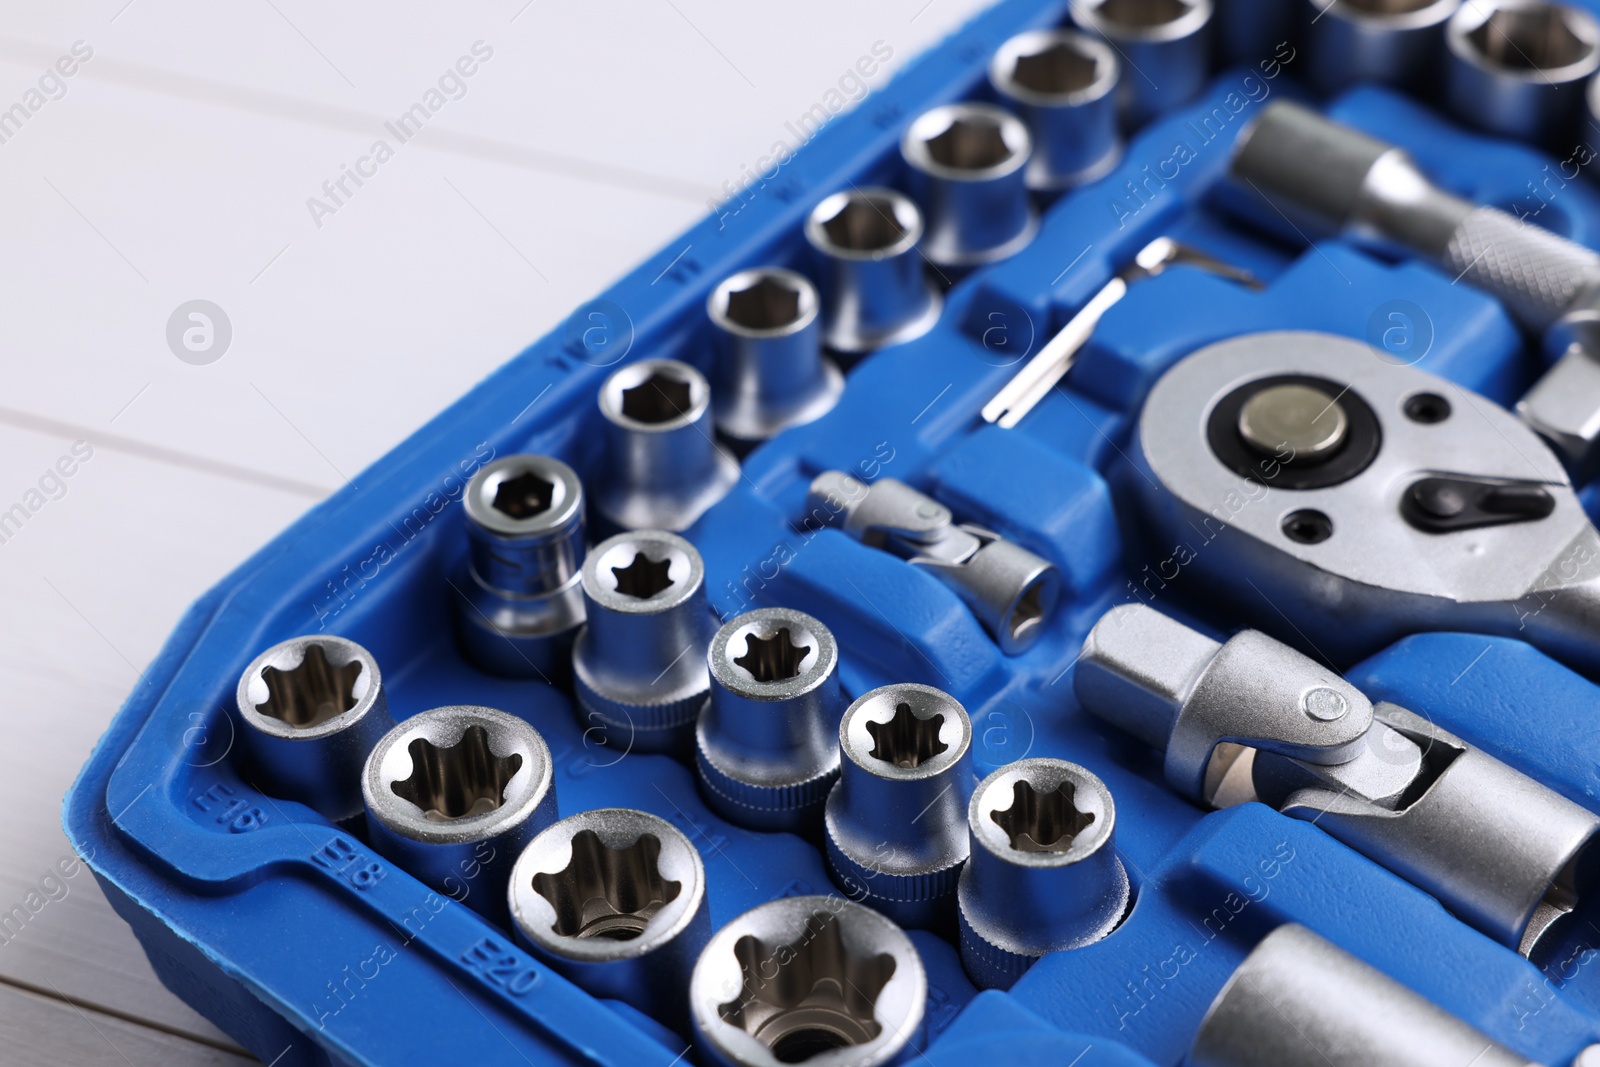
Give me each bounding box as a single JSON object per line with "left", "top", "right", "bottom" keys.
{"left": 696, "top": 607, "right": 843, "bottom": 833}
{"left": 455, "top": 454, "right": 587, "bottom": 678}
{"left": 804, "top": 188, "right": 942, "bottom": 354}
{"left": 957, "top": 758, "right": 1129, "bottom": 990}
{"left": 574, "top": 530, "right": 716, "bottom": 755}
{"left": 509, "top": 807, "right": 711, "bottom": 1027}
{"left": 989, "top": 29, "right": 1122, "bottom": 191}
{"left": 1073, "top": 603, "right": 1220, "bottom": 750}
{"left": 707, "top": 267, "right": 843, "bottom": 445}
{"left": 689, "top": 895, "right": 926, "bottom": 1067}
{"left": 1304, "top": 0, "right": 1460, "bottom": 94}
{"left": 595, "top": 358, "right": 739, "bottom": 533}
{"left": 901, "top": 103, "right": 1038, "bottom": 268}
{"left": 825, "top": 684, "right": 974, "bottom": 929}
{"left": 235, "top": 635, "right": 393, "bottom": 821}
{"left": 926, "top": 534, "right": 1060, "bottom": 656}
{"left": 1446, "top": 0, "right": 1600, "bottom": 146}
{"left": 1069, "top": 0, "right": 1214, "bottom": 124}
{"left": 362, "top": 705, "right": 556, "bottom": 921}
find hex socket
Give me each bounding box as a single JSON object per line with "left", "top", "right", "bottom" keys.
{"left": 362, "top": 705, "right": 557, "bottom": 923}
{"left": 1070, "top": 0, "right": 1214, "bottom": 126}
{"left": 509, "top": 808, "right": 710, "bottom": 1029}
{"left": 1445, "top": 0, "right": 1600, "bottom": 146}
{"left": 594, "top": 358, "right": 739, "bottom": 533}
{"left": 957, "top": 758, "right": 1130, "bottom": 990}
{"left": 990, "top": 29, "right": 1122, "bottom": 191}
{"left": 1304, "top": 0, "right": 1460, "bottom": 94}
{"left": 901, "top": 103, "right": 1037, "bottom": 268}
{"left": 573, "top": 530, "right": 717, "bottom": 755}
{"left": 235, "top": 635, "right": 393, "bottom": 821}
{"left": 707, "top": 267, "right": 843, "bottom": 445}
{"left": 824, "top": 684, "right": 974, "bottom": 930}
{"left": 804, "top": 188, "right": 941, "bottom": 354}
{"left": 454, "top": 454, "right": 586, "bottom": 679}
{"left": 696, "top": 607, "right": 843, "bottom": 833}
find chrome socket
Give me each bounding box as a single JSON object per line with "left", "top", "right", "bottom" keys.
{"left": 803, "top": 188, "right": 941, "bottom": 355}
{"left": 707, "top": 268, "right": 844, "bottom": 446}
{"left": 362, "top": 705, "right": 557, "bottom": 922}
{"left": 594, "top": 358, "right": 739, "bottom": 533}
{"left": 573, "top": 530, "right": 716, "bottom": 755}
{"left": 235, "top": 635, "right": 393, "bottom": 821}
{"left": 989, "top": 29, "right": 1122, "bottom": 192}
{"left": 1445, "top": 0, "right": 1600, "bottom": 146}
{"left": 508, "top": 807, "right": 710, "bottom": 1029}
{"left": 689, "top": 895, "right": 926, "bottom": 1067}
{"left": 1304, "top": 0, "right": 1460, "bottom": 94}
{"left": 696, "top": 607, "right": 843, "bottom": 833}
{"left": 957, "top": 758, "right": 1130, "bottom": 990}
{"left": 901, "top": 103, "right": 1037, "bottom": 269}
{"left": 454, "top": 454, "right": 586, "bottom": 679}
{"left": 1070, "top": 0, "right": 1214, "bottom": 126}
{"left": 824, "top": 684, "right": 974, "bottom": 930}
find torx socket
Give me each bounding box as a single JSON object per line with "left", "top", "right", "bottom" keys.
{"left": 1304, "top": 0, "right": 1460, "bottom": 94}
{"left": 362, "top": 705, "right": 557, "bottom": 923}
{"left": 989, "top": 29, "right": 1122, "bottom": 192}
{"left": 1070, "top": 0, "right": 1214, "bottom": 126}
{"left": 593, "top": 358, "right": 739, "bottom": 533}
{"left": 1445, "top": 0, "right": 1600, "bottom": 146}
{"left": 572, "top": 530, "right": 717, "bottom": 756}
{"left": 804, "top": 188, "right": 942, "bottom": 355}
{"left": 706, "top": 267, "right": 843, "bottom": 447}
{"left": 695, "top": 607, "right": 843, "bottom": 833}
{"left": 689, "top": 895, "right": 926, "bottom": 1067}
{"left": 454, "top": 454, "right": 586, "bottom": 680}
{"left": 235, "top": 635, "right": 393, "bottom": 822}
{"left": 957, "top": 758, "right": 1130, "bottom": 990}
{"left": 824, "top": 684, "right": 974, "bottom": 930}
{"left": 508, "top": 807, "right": 711, "bottom": 1030}
{"left": 901, "top": 103, "right": 1037, "bottom": 269}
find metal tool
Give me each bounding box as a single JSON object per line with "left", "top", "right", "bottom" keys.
{"left": 593, "top": 358, "right": 739, "bottom": 533}
{"left": 1230, "top": 100, "right": 1600, "bottom": 470}
{"left": 824, "top": 684, "right": 974, "bottom": 930}
{"left": 454, "top": 454, "right": 586, "bottom": 679}
{"left": 362, "top": 705, "right": 557, "bottom": 923}
{"left": 1076, "top": 603, "right": 1600, "bottom": 955}
{"left": 688, "top": 895, "right": 926, "bottom": 1067}
{"left": 1188, "top": 924, "right": 1541, "bottom": 1066}
{"left": 1303, "top": 0, "right": 1461, "bottom": 94}
{"left": 901, "top": 102, "right": 1037, "bottom": 268}
{"left": 805, "top": 472, "right": 1059, "bottom": 654}
{"left": 695, "top": 607, "right": 843, "bottom": 833}
{"left": 957, "top": 758, "right": 1129, "bottom": 990}
{"left": 1069, "top": 0, "right": 1214, "bottom": 125}
{"left": 1131, "top": 329, "right": 1600, "bottom": 676}
{"left": 1445, "top": 0, "right": 1600, "bottom": 146}
{"left": 572, "top": 530, "right": 717, "bottom": 756}
{"left": 981, "top": 235, "right": 1260, "bottom": 429}
{"left": 989, "top": 29, "right": 1122, "bottom": 192}
{"left": 507, "top": 807, "right": 710, "bottom": 1029}
{"left": 235, "top": 635, "right": 393, "bottom": 821}
{"left": 803, "top": 187, "right": 941, "bottom": 355}
{"left": 706, "top": 267, "right": 843, "bottom": 447}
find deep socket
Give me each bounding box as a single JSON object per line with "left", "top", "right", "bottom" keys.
{"left": 901, "top": 103, "right": 1038, "bottom": 269}
{"left": 804, "top": 188, "right": 942, "bottom": 355}
{"left": 989, "top": 29, "right": 1122, "bottom": 191}
{"left": 1070, "top": 0, "right": 1214, "bottom": 125}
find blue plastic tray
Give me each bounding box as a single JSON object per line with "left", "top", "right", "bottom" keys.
{"left": 65, "top": 1, "right": 1600, "bottom": 1063}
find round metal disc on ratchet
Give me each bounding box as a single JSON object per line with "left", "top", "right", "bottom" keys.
{"left": 1238, "top": 383, "right": 1349, "bottom": 460}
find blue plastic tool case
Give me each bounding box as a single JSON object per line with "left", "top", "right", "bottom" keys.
{"left": 64, "top": 1, "right": 1600, "bottom": 1063}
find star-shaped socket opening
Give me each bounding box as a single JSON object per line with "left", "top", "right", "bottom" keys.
{"left": 734, "top": 627, "right": 812, "bottom": 683}
{"left": 491, "top": 469, "right": 556, "bottom": 521}
{"left": 991, "top": 778, "right": 1095, "bottom": 853}
{"left": 724, "top": 276, "right": 804, "bottom": 331}
{"left": 1008, "top": 578, "right": 1048, "bottom": 644}
{"left": 718, "top": 911, "right": 896, "bottom": 1064}
{"left": 866, "top": 703, "right": 947, "bottom": 770}
{"left": 531, "top": 830, "right": 681, "bottom": 941}
{"left": 1098, "top": 0, "right": 1191, "bottom": 28}
{"left": 820, "top": 197, "right": 907, "bottom": 253}
{"left": 390, "top": 724, "right": 523, "bottom": 822}
{"left": 610, "top": 551, "right": 675, "bottom": 600}
{"left": 925, "top": 115, "right": 1012, "bottom": 171}
{"left": 256, "top": 643, "right": 362, "bottom": 729}
{"left": 1010, "top": 40, "right": 1100, "bottom": 96}
{"left": 1468, "top": 4, "right": 1591, "bottom": 69}
{"left": 620, "top": 371, "right": 693, "bottom": 424}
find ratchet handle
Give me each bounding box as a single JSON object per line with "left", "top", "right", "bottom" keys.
{"left": 1443, "top": 205, "right": 1600, "bottom": 332}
